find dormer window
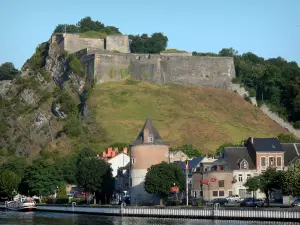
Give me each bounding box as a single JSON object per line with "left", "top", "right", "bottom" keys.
{"left": 148, "top": 134, "right": 153, "bottom": 143}
{"left": 239, "top": 159, "right": 248, "bottom": 170}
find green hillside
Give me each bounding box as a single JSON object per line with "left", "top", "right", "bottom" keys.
{"left": 88, "top": 80, "right": 288, "bottom": 153}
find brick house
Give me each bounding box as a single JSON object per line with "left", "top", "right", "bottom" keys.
{"left": 192, "top": 137, "right": 300, "bottom": 201}
{"left": 129, "top": 117, "right": 169, "bottom": 205}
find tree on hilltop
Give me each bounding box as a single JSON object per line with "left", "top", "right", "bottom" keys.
{"left": 0, "top": 62, "right": 20, "bottom": 80}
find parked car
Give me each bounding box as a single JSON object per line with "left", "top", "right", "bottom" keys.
{"left": 207, "top": 198, "right": 229, "bottom": 206}
{"left": 291, "top": 198, "right": 300, "bottom": 207}
{"left": 226, "top": 195, "right": 242, "bottom": 202}
{"left": 240, "top": 198, "right": 264, "bottom": 207}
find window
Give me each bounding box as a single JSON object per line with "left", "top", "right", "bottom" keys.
{"left": 131, "top": 158, "right": 136, "bottom": 164}
{"left": 241, "top": 160, "right": 248, "bottom": 169}
{"left": 219, "top": 191, "right": 225, "bottom": 196}
{"left": 148, "top": 134, "right": 153, "bottom": 143}
{"left": 277, "top": 157, "right": 282, "bottom": 167}
{"left": 269, "top": 157, "right": 275, "bottom": 166}
{"left": 228, "top": 191, "right": 233, "bottom": 196}
{"left": 200, "top": 191, "right": 203, "bottom": 197}
{"left": 218, "top": 180, "right": 225, "bottom": 188}
{"left": 238, "top": 174, "right": 243, "bottom": 182}
{"left": 247, "top": 174, "right": 251, "bottom": 180}
{"left": 213, "top": 191, "right": 218, "bottom": 197}
{"left": 261, "top": 157, "right": 266, "bottom": 167}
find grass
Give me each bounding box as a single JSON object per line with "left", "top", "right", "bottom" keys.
{"left": 161, "top": 49, "right": 188, "bottom": 53}
{"left": 79, "top": 31, "right": 107, "bottom": 39}
{"left": 88, "top": 80, "right": 288, "bottom": 153}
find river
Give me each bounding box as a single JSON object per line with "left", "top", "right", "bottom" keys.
{"left": 0, "top": 211, "right": 299, "bottom": 225}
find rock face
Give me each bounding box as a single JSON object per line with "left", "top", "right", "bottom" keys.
{"left": 0, "top": 80, "right": 12, "bottom": 98}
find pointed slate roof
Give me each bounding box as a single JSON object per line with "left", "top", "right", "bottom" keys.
{"left": 131, "top": 117, "right": 168, "bottom": 146}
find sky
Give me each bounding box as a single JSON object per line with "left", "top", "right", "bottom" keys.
{"left": 1, "top": 0, "right": 299, "bottom": 69}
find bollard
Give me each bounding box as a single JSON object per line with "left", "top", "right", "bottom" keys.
{"left": 72, "top": 202, "right": 76, "bottom": 212}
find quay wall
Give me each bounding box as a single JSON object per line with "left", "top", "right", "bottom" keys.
{"left": 2, "top": 204, "right": 299, "bottom": 221}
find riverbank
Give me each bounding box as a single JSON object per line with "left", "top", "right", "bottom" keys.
{"left": 1, "top": 204, "right": 299, "bottom": 221}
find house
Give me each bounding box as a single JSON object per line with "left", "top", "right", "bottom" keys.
{"left": 192, "top": 137, "right": 300, "bottom": 201}
{"left": 99, "top": 147, "right": 130, "bottom": 177}
{"left": 166, "top": 151, "right": 192, "bottom": 163}
{"left": 129, "top": 117, "right": 169, "bottom": 205}
{"left": 114, "top": 163, "right": 130, "bottom": 201}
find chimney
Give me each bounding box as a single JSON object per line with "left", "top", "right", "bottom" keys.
{"left": 123, "top": 148, "right": 128, "bottom": 155}
{"left": 107, "top": 147, "right": 112, "bottom": 157}
{"left": 114, "top": 148, "right": 119, "bottom": 155}
{"left": 102, "top": 151, "right": 106, "bottom": 158}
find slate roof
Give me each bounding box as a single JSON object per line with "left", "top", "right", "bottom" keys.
{"left": 281, "top": 143, "right": 300, "bottom": 165}
{"left": 174, "top": 157, "right": 203, "bottom": 170}
{"left": 131, "top": 117, "right": 167, "bottom": 146}
{"left": 248, "top": 137, "right": 283, "bottom": 152}
{"left": 222, "top": 147, "right": 256, "bottom": 170}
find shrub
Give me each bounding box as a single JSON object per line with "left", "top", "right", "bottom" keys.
{"left": 24, "top": 42, "right": 49, "bottom": 70}
{"left": 166, "top": 200, "right": 181, "bottom": 206}
{"left": 196, "top": 199, "right": 203, "bottom": 207}
{"left": 55, "top": 198, "right": 69, "bottom": 204}
{"left": 161, "top": 49, "right": 187, "bottom": 53}
{"left": 67, "top": 54, "right": 84, "bottom": 77}
{"left": 293, "top": 121, "right": 300, "bottom": 129}
{"left": 79, "top": 31, "right": 107, "bottom": 39}
{"left": 70, "top": 198, "right": 86, "bottom": 205}
{"left": 64, "top": 116, "right": 83, "bottom": 137}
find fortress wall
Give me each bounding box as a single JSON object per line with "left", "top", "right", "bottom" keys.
{"left": 106, "top": 35, "right": 130, "bottom": 53}
{"left": 63, "top": 34, "right": 105, "bottom": 53}
{"left": 160, "top": 52, "right": 192, "bottom": 57}
{"left": 130, "top": 55, "right": 235, "bottom": 89}
{"left": 89, "top": 53, "right": 235, "bottom": 89}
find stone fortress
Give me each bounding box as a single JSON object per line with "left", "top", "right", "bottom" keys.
{"left": 51, "top": 33, "right": 236, "bottom": 89}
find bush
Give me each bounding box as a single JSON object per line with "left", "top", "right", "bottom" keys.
{"left": 70, "top": 198, "right": 86, "bottom": 205}
{"left": 55, "top": 198, "right": 69, "bottom": 204}
{"left": 64, "top": 116, "right": 83, "bottom": 137}
{"left": 79, "top": 31, "right": 107, "bottom": 39}
{"left": 67, "top": 54, "right": 84, "bottom": 77}
{"left": 293, "top": 121, "right": 300, "bottom": 129}
{"left": 166, "top": 200, "right": 181, "bottom": 206}
{"left": 196, "top": 199, "right": 203, "bottom": 207}
{"left": 161, "top": 49, "right": 187, "bottom": 53}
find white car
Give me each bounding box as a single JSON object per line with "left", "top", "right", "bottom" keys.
{"left": 226, "top": 195, "right": 241, "bottom": 202}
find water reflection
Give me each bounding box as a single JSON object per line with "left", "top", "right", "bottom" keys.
{"left": 0, "top": 211, "right": 299, "bottom": 225}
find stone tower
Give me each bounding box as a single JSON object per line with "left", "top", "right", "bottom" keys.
{"left": 129, "top": 117, "right": 169, "bottom": 205}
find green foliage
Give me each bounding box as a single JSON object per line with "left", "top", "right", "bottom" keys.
{"left": 162, "top": 49, "right": 187, "bottom": 53}
{"left": 2, "top": 157, "right": 28, "bottom": 178}
{"left": 192, "top": 51, "right": 219, "bottom": 57}
{"left": 294, "top": 121, "right": 300, "bottom": 129}
{"left": 0, "top": 170, "right": 21, "bottom": 199}
{"left": 170, "top": 144, "right": 202, "bottom": 158}
{"left": 109, "top": 67, "right": 116, "bottom": 79}
{"left": 142, "top": 71, "right": 147, "bottom": 80}
{"left": 53, "top": 16, "right": 121, "bottom": 35}
{"left": 0, "top": 62, "right": 20, "bottom": 80}
{"left": 67, "top": 54, "right": 84, "bottom": 76}
{"left": 108, "top": 142, "right": 129, "bottom": 152}
{"left": 64, "top": 115, "right": 83, "bottom": 137}
{"left": 144, "top": 162, "right": 185, "bottom": 198}
{"left": 77, "top": 157, "right": 114, "bottom": 202}
{"left": 23, "top": 42, "right": 49, "bottom": 70}
{"left": 120, "top": 67, "right": 130, "bottom": 79}
{"left": 129, "top": 33, "right": 168, "bottom": 54}
{"left": 219, "top": 48, "right": 239, "bottom": 57}
{"left": 244, "top": 176, "right": 260, "bottom": 192}
{"left": 53, "top": 87, "right": 78, "bottom": 115}
{"left": 282, "top": 160, "right": 300, "bottom": 197}
{"left": 57, "top": 183, "right": 67, "bottom": 198}
{"left": 79, "top": 31, "right": 107, "bottom": 39}
{"left": 277, "top": 133, "right": 300, "bottom": 143}
{"left": 70, "top": 197, "right": 86, "bottom": 205}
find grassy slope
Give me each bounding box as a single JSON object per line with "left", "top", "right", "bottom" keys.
{"left": 88, "top": 80, "right": 288, "bottom": 153}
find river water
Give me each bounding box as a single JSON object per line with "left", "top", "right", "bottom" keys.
{"left": 0, "top": 211, "right": 299, "bottom": 225}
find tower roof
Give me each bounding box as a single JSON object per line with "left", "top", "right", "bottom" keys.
{"left": 131, "top": 117, "right": 167, "bottom": 146}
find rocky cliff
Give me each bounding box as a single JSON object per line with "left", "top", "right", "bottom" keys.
{"left": 0, "top": 41, "right": 106, "bottom": 160}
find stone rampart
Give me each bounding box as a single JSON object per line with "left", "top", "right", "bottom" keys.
{"left": 87, "top": 53, "right": 235, "bottom": 89}
{"left": 106, "top": 35, "right": 130, "bottom": 53}
{"left": 62, "top": 34, "right": 105, "bottom": 53}
{"left": 160, "top": 52, "right": 192, "bottom": 57}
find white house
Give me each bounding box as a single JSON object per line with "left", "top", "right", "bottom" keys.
{"left": 107, "top": 153, "right": 130, "bottom": 177}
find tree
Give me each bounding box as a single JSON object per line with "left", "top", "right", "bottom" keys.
{"left": 0, "top": 62, "right": 20, "bottom": 80}
{"left": 219, "top": 48, "right": 238, "bottom": 57}
{"left": 282, "top": 160, "right": 300, "bottom": 197}
{"left": 170, "top": 144, "right": 202, "bottom": 158}
{"left": 0, "top": 170, "right": 21, "bottom": 199}
{"left": 129, "top": 33, "right": 168, "bottom": 54}
{"left": 258, "top": 168, "right": 283, "bottom": 206}
{"left": 244, "top": 176, "right": 260, "bottom": 205}
{"left": 77, "top": 157, "right": 114, "bottom": 202}
{"left": 144, "top": 162, "right": 185, "bottom": 198}
{"left": 20, "top": 159, "right": 62, "bottom": 196}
